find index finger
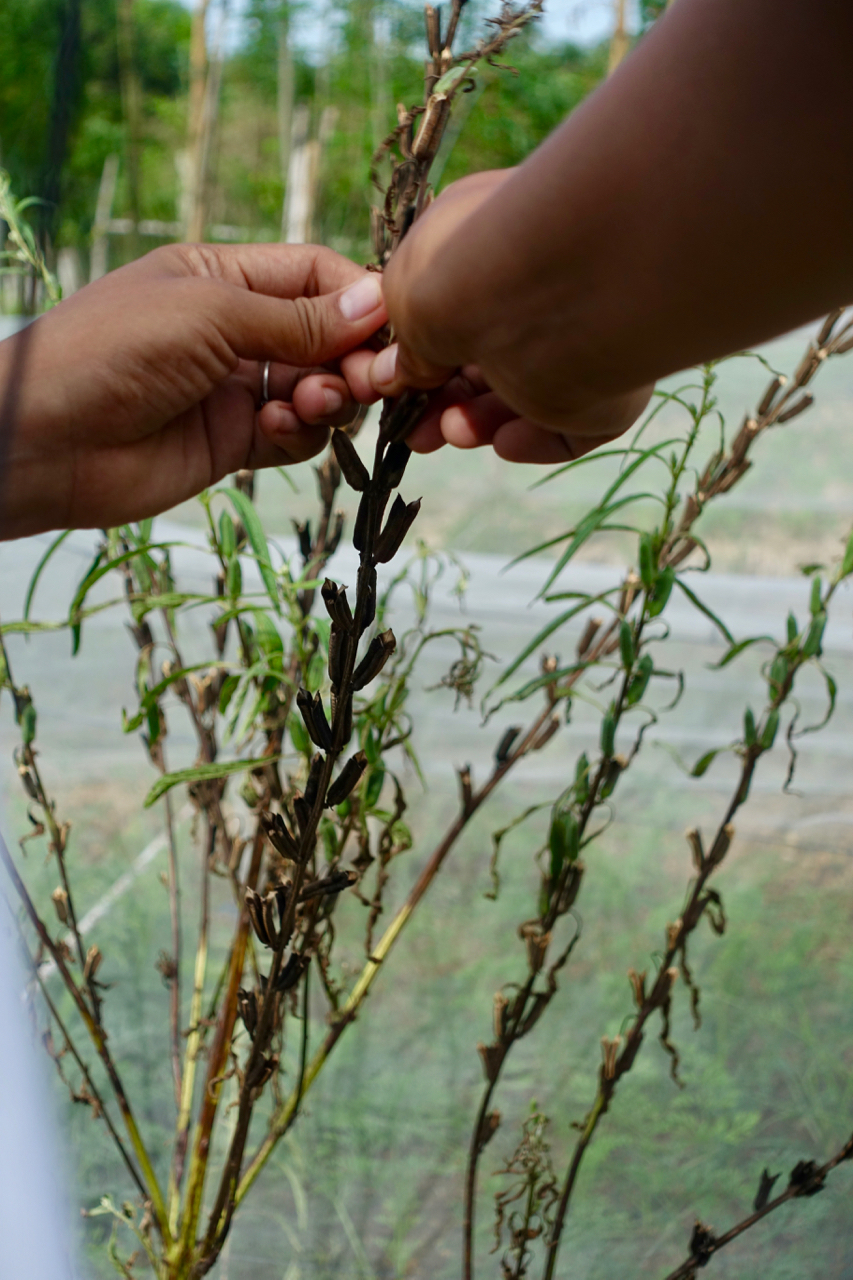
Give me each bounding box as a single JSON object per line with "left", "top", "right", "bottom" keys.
{"left": 135, "top": 242, "right": 371, "bottom": 302}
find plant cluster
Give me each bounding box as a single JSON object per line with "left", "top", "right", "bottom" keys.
{"left": 2, "top": 4, "right": 853, "bottom": 1279}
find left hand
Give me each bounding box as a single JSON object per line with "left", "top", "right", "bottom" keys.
{"left": 0, "top": 242, "right": 386, "bottom": 538}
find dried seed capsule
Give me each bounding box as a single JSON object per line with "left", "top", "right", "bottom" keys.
{"left": 362, "top": 568, "right": 377, "bottom": 630}
{"left": 495, "top": 726, "right": 521, "bottom": 764}
{"left": 304, "top": 753, "right": 324, "bottom": 808}
{"left": 51, "top": 886, "right": 70, "bottom": 925}
{"left": 321, "top": 579, "right": 354, "bottom": 632}
{"left": 331, "top": 689, "right": 353, "bottom": 745}
{"left": 260, "top": 811, "right": 299, "bottom": 861}
{"left": 296, "top": 689, "right": 333, "bottom": 752}
{"left": 375, "top": 495, "right": 421, "bottom": 563}
{"left": 237, "top": 988, "right": 258, "bottom": 1039}
{"left": 297, "top": 868, "right": 358, "bottom": 902}
{"left": 352, "top": 491, "right": 370, "bottom": 552}
{"left": 327, "top": 510, "right": 345, "bottom": 555}
{"left": 352, "top": 629, "right": 396, "bottom": 689}
{"left": 274, "top": 952, "right": 310, "bottom": 994}
{"left": 292, "top": 793, "right": 312, "bottom": 836}
{"left": 776, "top": 393, "right": 814, "bottom": 423}
{"left": 686, "top": 828, "right": 704, "bottom": 872}
{"left": 292, "top": 520, "right": 312, "bottom": 561}
{"left": 261, "top": 893, "right": 281, "bottom": 950}
{"left": 576, "top": 616, "right": 602, "bottom": 659}
{"left": 531, "top": 715, "right": 560, "bottom": 751}
{"left": 326, "top": 751, "right": 368, "bottom": 807}
{"left": 331, "top": 428, "right": 370, "bottom": 492}
{"left": 756, "top": 376, "right": 782, "bottom": 417}
{"left": 328, "top": 625, "right": 352, "bottom": 689}
{"left": 246, "top": 888, "right": 271, "bottom": 947}
{"left": 378, "top": 438, "right": 413, "bottom": 487}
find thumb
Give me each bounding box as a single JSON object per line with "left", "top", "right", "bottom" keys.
{"left": 210, "top": 272, "right": 388, "bottom": 368}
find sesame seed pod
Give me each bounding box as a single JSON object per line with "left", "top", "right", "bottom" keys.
{"left": 326, "top": 751, "right": 368, "bottom": 807}
{"left": 756, "top": 377, "right": 782, "bottom": 417}
{"left": 375, "top": 496, "right": 421, "bottom": 563}
{"left": 362, "top": 568, "right": 378, "bottom": 631}
{"left": 327, "top": 511, "right": 345, "bottom": 555}
{"left": 810, "top": 576, "right": 823, "bottom": 616}
{"left": 261, "top": 893, "right": 281, "bottom": 950}
{"left": 531, "top": 715, "right": 560, "bottom": 751}
{"left": 330, "top": 428, "right": 370, "bottom": 492}
{"left": 743, "top": 707, "right": 757, "bottom": 745}
{"left": 352, "top": 492, "right": 370, "bottom": 552}
{"left": 297, "top": 689, "right": 333, "bottom": 752}
{"left": 834, "top": 333, "right": 853, "bottom": 355}
{"left": 245, "top": 888, "right": 271, "bottom": 947}
{"left": 292, "top": 520, "right": 312, "bottom": 561}
{"left": 328, "top": 625, "right": 351, "bottom": 689}
{"left": 576, "top": 616, "right": 602, "bottom": 659}
{"left": 260, "top": 811, "right": 299, "bottom": 860}
{"left": 574, "top": 751, "right": 590, "bottom": 805}
{"left": 352, "top": 629, "right": 397, "bottom": 689}
{"left": 379, "top": 438, "right": 413, "bottom": 488}
{"left": 292, "top": 793, "right": 312, "bottom": 837}
{"left": 495, "top": 726, "right": 521, "bottom": 763}
{"left": 237, "top": 988, "right": 258, "bottom": 1039}
{"left": 776, "top": 393, "right": 814, "bottom": 423}
{"left": 321, "top": 579, "right": 354, "bottom": 632}
{"left": 304, "top": 753, "right": 324, "bottom": 808}
{"left": 380, "top": 391, "right": 429, "bottom": 448}
{"left": 638, "top": 534, "right": 656, "bottom": 591}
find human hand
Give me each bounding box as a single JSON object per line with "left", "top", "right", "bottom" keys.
{"left": 0, "top": 243, "right": 387, "bottom": 538}
{"left": 405, "top": 366, "right": 652, "bottom": 464}
{"left": 368, "top": 169, "right": 651, "bottom": 460}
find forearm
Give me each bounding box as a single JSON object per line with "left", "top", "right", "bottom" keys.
{"left": 391, "top": 0, "right": 853, "bottom": 419}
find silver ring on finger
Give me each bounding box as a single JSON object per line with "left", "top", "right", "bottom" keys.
{"left": 261, "top": 360, "right": 271, "bottom": 407}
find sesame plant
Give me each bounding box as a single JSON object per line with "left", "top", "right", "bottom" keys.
{"left": 2, "top": 5, "right": 853, "bottom": 1279}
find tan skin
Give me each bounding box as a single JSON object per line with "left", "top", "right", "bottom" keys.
{"left": 371, "top": 0, "right": 853, "bottom": 462}
{"left": 0, "top": 242, "right": 387, "bottom": 538}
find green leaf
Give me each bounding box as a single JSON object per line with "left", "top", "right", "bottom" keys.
{"left": 691, "top": 748, "right": 721, "bottom": 778}
{"left": 786, "top": 612, "right": 799, "bottom": 644}
{"left": 673, "top": 578, "right": 735, "bottom": 646}
{"left": 803, "top": 611, "right": 826, "bottom": 658}
{"left": 647, "top": 565, "right": 675, "bottom": 617}
{"left": 712, "top": 635, "right": 774, "bottom": 669}
{"left": 224, "top": 487, "right": 281, "bottom": 614}
{"left": 219, "top": 511, "right": 237, "bottom": 559}
{"left": 24, "top": 529, "right": 72, "bottom": 622}
{"left": 839, "top": 528, "right": 853, "bottom": 580}
{"left": 619, "top": 620, "right": 635, "bottom": 670}
{"left": 363, "top": 766, "right": 385, "bottom": 809}
{"left": 600, "top": 708, "right": 616, "bottom": 758}
{"left": 306, "top": 650, "right": 326, "bottom": 693}
{"left": 218, "top": 673, "right": 240, "bottom": 714}
{"left": 433, "top": 63, "right": 470, "bottom": 93}
{"left": 491, "top": 594, "right": 611, "bottom": 693}
{"left": 143, "top": 756, "right": 277, "bottom": 808}
{"left": 549, "top": 810, "right": 579, "bottom": 881}
{"left": 20, "top": 702, "right": 37, "bottom": 745}
{"left": 289, "top": 713, "right": 310, "bottom": 756}
{"left": 537, "top": 491, "right": 661, "bottom": 597}
{"left": 760, "top": 708, "right": 779, "bottom": 751}
{"left": 743, "top": 707, "right": 757, "bottom": 745}
{"left": 627, "top": 653, "right": 654, "bottom": 706}
{"left": 574, "top": 752, "right": 590, "bottom": 805}
{"left": 638, "top": 533, "right": 656, "bottom": 591}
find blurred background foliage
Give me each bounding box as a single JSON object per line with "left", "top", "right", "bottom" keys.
{"left": 0, "top": 0, "right": 607, "bottom": 273}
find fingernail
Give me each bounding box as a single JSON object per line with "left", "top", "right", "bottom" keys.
{"left": 372, "top": 344, "right": 398, "bottom": 387}
{"left": 323, "top": 388, "right": 344, "bottom": 415}
{"left": 339, "top": 275, "right": 383, "bottom": 321}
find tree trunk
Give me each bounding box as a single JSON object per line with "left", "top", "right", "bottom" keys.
{"left": 115, "top": 0, "right": 143, "bottom": 259}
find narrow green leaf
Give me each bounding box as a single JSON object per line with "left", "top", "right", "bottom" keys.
{"left": 143, "top": 756, "right": 278, "bottom": 808}
{"left": 671, "top": 578, "right": 734, "bottom": 645}
{"left": 24, "top": 529, "right": 72, "bottom": 622}
{"left": 691, "top": 748, "right": 721, "bottom": 778}
{"left": 224, "top": 487, "right": 281, "bottom": 614}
